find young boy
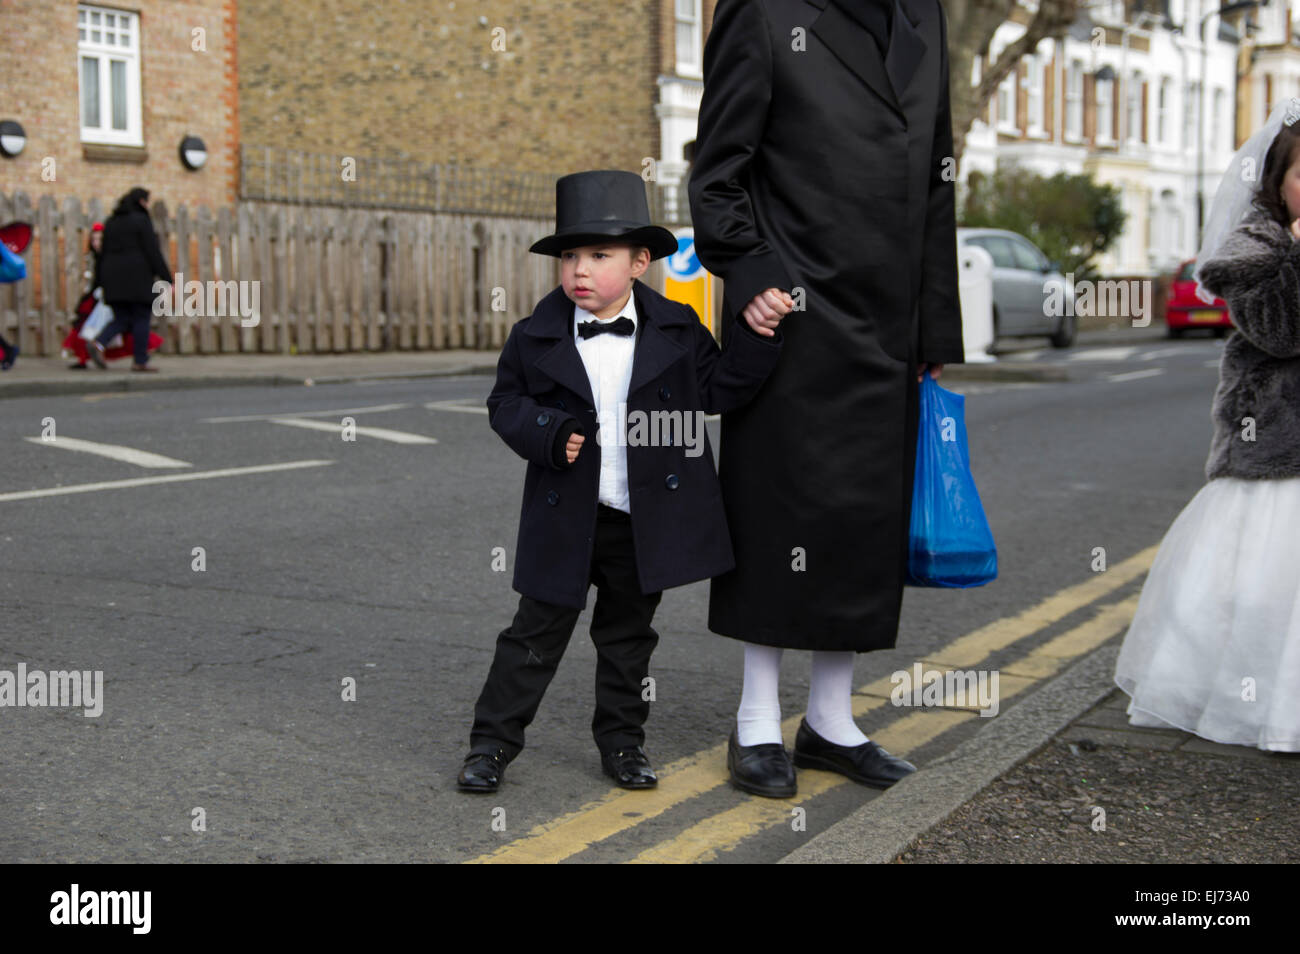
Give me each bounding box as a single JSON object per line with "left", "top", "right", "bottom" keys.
{"left": 457, "top": 169, "right": 786, "bottom": 792}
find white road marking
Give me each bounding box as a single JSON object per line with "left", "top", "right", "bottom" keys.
{"left": 24, "top": 436, "right": 191, "bottom": 469}
{"left": 0, "top": 459, "right": 334, "bottom": 503}
{"left": 1105, "top": 368, "right": 1165, "bottom": 382}
{"left": 424, "top": 400, "right": 489, "bottom": 416}
{"left": 203, "top": 403, "right": 411, "bottom": 423}
{"left": 1137, "top": 347, "right": 1193, "bottom": 361}
{"left": 267, "top": 417, "right": 438, "bottom": 444}
{"left": 999, "top": 350, "right": 1045, "bottom": 362}
{"left": 1069, "top": 347, "right": 1138, "bottom": 361}
{"left": 1204, "top": 359, "right": 1222, "bottom": 368}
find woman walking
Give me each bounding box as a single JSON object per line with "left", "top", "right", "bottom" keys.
{"left": 90, "top": 187, "right": 171, "bottom": 372}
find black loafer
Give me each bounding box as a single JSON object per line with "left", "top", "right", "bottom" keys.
{"left": 792, "top": 718, "right": 916, "bottom": 789}
{"left": 457, "top": 745, "right": 509, "bottom": 793}
{"left": 727, "top": 728, "right": 797, "bottom": 798}
{"left": 601, "top": 745, "right": 658, "bottom": 789}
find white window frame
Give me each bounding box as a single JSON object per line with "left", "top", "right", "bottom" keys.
{"left": 78, "top": 4, "right": 143, "bottom": 147}
{"left": 1183, "top": 81, "right": 1199, "bottom": 151}
{"left": 674, "top": 0, "right": 702, "bottom": 78}
{"left": 1211, "top": 87, "right": 1224, "bottom": 156}
{"left": 1065, "top": 60, "right": 1083, "bottom": 141}
{"left": 1025, "top": 54, "right": 1045, "bottom": 135}
{"left": 1126, "top": 71, "right": 1143, "bottom": 144}
{"left": 997, "top": 70, "right": 1017, "bottom": 132}
{"left": 1157, "top": 77, "right": 1170, "bottom": 144}
{"left": 1096, "top": 77, "right": 1114, "bottom": 144}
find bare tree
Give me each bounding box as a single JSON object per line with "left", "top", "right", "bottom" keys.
{"left": 945, "top": 0, "right": 1083, "bottom": 165}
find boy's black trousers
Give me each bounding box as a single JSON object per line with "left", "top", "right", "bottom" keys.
{"left": 469, "top": 504, "right": 662, "bottom": 760}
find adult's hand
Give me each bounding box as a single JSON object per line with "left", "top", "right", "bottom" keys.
{"left": 743, "top": 288, "right": 793, "bottom": 337}
{"left": 916, "top": 362, "right": 944, "bottom": 382}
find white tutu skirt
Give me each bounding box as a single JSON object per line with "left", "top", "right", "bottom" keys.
{"left": 1114, "top": 476, "right": 1300, "bottom": 752}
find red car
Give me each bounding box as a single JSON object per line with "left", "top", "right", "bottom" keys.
{"left": 1165, "top": 259, "right": 1233, "bottom": 338}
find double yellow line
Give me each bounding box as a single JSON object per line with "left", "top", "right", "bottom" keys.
{"left": 469, "top": 545, "right": 1157, "bottom": 864}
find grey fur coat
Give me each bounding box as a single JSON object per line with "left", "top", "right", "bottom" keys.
{"left": 1196, "top": 207, "right": 1300, "bottom": 480}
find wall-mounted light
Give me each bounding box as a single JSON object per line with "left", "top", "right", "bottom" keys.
{"left": 179, "top": 134, "right": 207, "bottom": 170}
{"left": 0, "top": 120, "right": 26, "bottom": 157}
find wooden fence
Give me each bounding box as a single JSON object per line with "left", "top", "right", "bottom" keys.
{"left": 0, "top": 190, "right": 637, "bottom": 356}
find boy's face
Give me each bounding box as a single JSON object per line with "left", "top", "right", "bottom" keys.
{"left": 560, "top": 243, "right": 650, "bottom": 320}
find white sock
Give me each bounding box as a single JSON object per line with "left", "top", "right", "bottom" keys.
{"left": 736, "top": 643, "right": 784, "bottom": 746}
{"left": 806, "top": 650, "right": 869, "bottom": 747}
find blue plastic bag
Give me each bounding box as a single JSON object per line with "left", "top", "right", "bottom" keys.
{"left": 905, "top": 374, "right": 997, "bottom": 587}
{"left": 0, "top": 241, "right": 24, "bottom": 283}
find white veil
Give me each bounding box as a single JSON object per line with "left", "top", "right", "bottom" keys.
{"left": 1193, "top": 96, "right": 1300, "bottom": 304}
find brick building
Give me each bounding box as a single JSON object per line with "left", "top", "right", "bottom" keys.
{"left": 237, "top": 0, "right": 717, "bottom": 216}
{"left": 0, "top": 0, "right": 239, "bottom": 212}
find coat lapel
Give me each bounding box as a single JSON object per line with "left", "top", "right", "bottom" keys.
{"left": 524, "top": 286, "right": 597, "bottom": 406}
{"left": 627, "top": 280, "right": 689, "bottom": 398}
{"left": 885, "top": 0, "right": 926, "bottom": 102}
{"left": 808, "top": 0, "right": 928, "bottom": 120}
{"left": 521, "top": 280, "right": 690, "bottom": 405}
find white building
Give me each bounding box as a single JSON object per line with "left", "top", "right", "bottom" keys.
{"left": 961, "top": 0, "right": 1300, "bottom": 277}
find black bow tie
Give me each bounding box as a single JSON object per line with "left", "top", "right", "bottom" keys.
{"left": 578, "top": 316, "right": 635, "bottom": 339}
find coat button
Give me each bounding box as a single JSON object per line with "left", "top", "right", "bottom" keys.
{"left": 547, "top": 490, "right": 559, "bottom": 505}
{"left": 536, "top": 412, "right": 551, "bottom": 426}
{"left": 665, "top": 474, "right": 679, "bottom": 491}
{"left": 659, "top": 386, "right": 671, "bottom": 401}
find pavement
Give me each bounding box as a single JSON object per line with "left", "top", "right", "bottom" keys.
{"left": 0, "top": 323, "right": 1173, "bottom": 400}
{"left": 782, "top": 642, "right": 1299, "bottom": 864}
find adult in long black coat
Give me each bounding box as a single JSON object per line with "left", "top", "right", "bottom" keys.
{"left": 688, "top": 0, "right": 966, "bottom": 795}
{"left": 91, "top": 187, "right": 171, "bottom": 371}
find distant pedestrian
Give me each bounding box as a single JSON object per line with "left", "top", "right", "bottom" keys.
{"left": 64, "top": 222, "right": 104, "bottom": 370}
{"left": 1115, "top": 98, "right": 1300, "bottom": 752}
{"left": 90, "top": 187, "right": 171, "bottom": 373}
{"left": 0, "top": 220, "right": 33, "bottom": 369}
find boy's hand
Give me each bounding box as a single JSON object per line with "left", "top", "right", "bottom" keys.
{"left": 917, "top": 362, "right": 944, "bottom": 382}
{"left": 565, "top": 432, "right": 584, "bottom": 464}
{"left": 1290, "top": 218, "right": 1300, "bottom": 241}
{"left": 743, "top": 288, "right": 793, "bottom": 337}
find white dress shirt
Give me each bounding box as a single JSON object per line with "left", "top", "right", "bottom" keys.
{"left": 573, "top": 292, "right": 637, "bottom": 513}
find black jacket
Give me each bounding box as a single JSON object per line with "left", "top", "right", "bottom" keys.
{"left": 489, "top": 280, "right": 782, "bottom": 609}
{"left": 94, "top": 207, "right": 171, "bottom": 304}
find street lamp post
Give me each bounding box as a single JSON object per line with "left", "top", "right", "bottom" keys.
{"left": 1197, "top": 2, "right": 1261, "bottom": 245}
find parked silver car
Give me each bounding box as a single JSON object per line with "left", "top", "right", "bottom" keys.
{"left": 957, "top": 228, "right": 1076, "bottom": 348}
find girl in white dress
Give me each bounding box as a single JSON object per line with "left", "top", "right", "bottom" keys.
{"left": 1114, "top": 98, "right": 1300, "bottom": 752}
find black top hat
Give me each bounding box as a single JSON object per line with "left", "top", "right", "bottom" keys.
{"left": 530, "top": 170, "right": 679, "bottom": 260}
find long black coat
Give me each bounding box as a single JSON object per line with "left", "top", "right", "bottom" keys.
{"left": 94, "top": 207, "right": 172, "bottom": 305}
{"left": 489, "top": 280, "right": 782, "bottom": 609}
{"left": 689, "top": 0, "right": 966, "bottom": 652}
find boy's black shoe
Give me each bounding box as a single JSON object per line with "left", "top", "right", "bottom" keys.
{"left": 457, "top": 745, "right": 509, "bottom": 793}
{"left": 601, "top": 745, "right": 657, "bottom": 789}
{"left": 792, "top": 718, "right": 916, "bottom": 789}
{"left": 727, "top": 728, "right": 796, "bottom": 798}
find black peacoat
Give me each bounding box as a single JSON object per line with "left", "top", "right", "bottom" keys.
{"left": 94, "top": 207, "right": 172, "bottom": 305}
{"left": 488, "top": 279, "right": 782, "bottom": 610}
{"left": 689, "top": 0, "right": 966, "bottom": 651}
